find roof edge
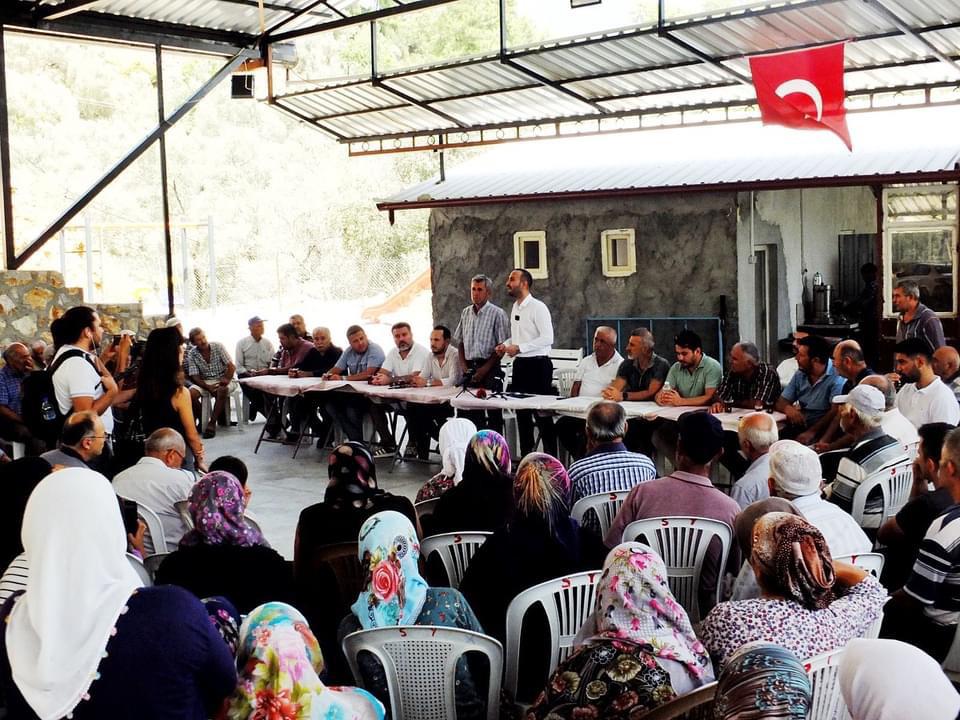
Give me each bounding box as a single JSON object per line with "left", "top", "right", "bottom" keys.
{"left": 377, "top": 169, "right": 960, "bottom": 212}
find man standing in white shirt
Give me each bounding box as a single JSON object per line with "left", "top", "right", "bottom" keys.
{"left": 50, "top": 306, "right": 120, "bottom": 473}
{"left": 112, "top": 428, "right": 196, "bottom": 550}
{"left": 895, "top": 338, "right": 960, "bottom": 428}
{"left": 497, "top": 268, "right": 556, "bottom": 455}
{"left": 556, "top": 326, "right": 623, "bottom": 460}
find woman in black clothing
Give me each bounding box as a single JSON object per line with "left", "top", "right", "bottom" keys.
{"left": 155, "top": 471, "right": 293, "bottom": 614}
{"left": 424, "top": 429, "right": 515, "bottom": 536}
{"left": 459, "top": 452, "right": 607, "bottom": 702}
{"left": 133, "top": 326, "right": 206, "bottom": 470}
{"left": 0, "top": 458, "right": 52, "bottom": 571}
{"left": 293, "top": 441, "right": 417, "bottom": 682}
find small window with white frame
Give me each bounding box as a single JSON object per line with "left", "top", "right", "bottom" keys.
{"left": 601, "top": 228, "right": 637, "bottom": 277}
{"left": 883, "top": 185, "right": 958, "bottom": 317}
{"left": 513, "top": 230, "right": 548, "bottom": 279}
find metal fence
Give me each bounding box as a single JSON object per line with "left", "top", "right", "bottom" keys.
{"left": 584, "top": 316, "right": 725, "bottom": 371}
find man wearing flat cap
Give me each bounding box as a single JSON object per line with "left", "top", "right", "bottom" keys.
{"left": 235, "top": 315, "right": 276, "bottom": 422}
{"left": 828, "top": 384, "right": 909, "bottom": 526}
{"left": 606, "top": 411, "right": 740, "bottom": 613}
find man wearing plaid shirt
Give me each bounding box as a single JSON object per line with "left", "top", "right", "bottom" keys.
{"left": 186, "top": 327, "right": 237, "bottom": 439}
{"left": 454, "top": 274, "right": 509, "bottom": 433}
{"left": 711, "top": 341, "right": 781, "bottom": 477}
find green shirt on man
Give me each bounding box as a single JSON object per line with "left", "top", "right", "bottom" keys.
{"left": 665, "top": 354, "right": 723, "bottom": 399}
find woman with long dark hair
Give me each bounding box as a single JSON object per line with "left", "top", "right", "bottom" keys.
{"left": 134, "top": 326, "right": 205, "bottom": 470}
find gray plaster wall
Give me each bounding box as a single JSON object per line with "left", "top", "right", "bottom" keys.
{"left": 429, "top": 193, "right": 739, "bottom": 353}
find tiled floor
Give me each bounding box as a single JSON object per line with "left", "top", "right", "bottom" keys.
{"left": 199, "top": 419, "right": 437, "bottom": 560}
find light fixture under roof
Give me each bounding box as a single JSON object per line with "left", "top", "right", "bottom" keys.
{"left": 570, "top": 0, "right": 602, "bottom": 7}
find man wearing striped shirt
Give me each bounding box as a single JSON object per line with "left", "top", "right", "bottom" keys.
{"left": 883, "top": 426, "right": 960, "bottom": 661}
{"left": 568, "top": 401, "right": 655, "bottom": 534}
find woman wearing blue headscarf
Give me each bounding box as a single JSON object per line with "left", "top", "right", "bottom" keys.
{"left": 338, "top": 511, "right": 487, "bottom": 720}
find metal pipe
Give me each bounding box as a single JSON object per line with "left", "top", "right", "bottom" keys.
{"left": 156, "top": 44, "right": 176, "bottom": 317}
{"left": 0, "top": 27, "right": 14, "bottom": 269}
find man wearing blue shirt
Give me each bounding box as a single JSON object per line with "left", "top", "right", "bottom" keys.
{"left": 322, "top": 325, "right": 389, "bottom": 445}
{"left": 775, "top": 335, "right": 845, "bottom": 433}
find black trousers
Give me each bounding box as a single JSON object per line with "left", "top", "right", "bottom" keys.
{"left": 556, "top": 415, "right": 587, "bottom": 461}
{"left": 510, "top": 356, "right": 556, "bottom": 456}
{"left": 405, "top": 404, "right": 454, "bottom": 457}
{"left": 458, "top": 359, "right": 504, "bottom": 435}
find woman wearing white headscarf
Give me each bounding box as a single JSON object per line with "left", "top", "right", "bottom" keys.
{"left": 0, "top": 467, "right": 236, "bottom": 720}
{"left": 415, "top": 417, "right": 478, "bottom": 501}
{"left": 840, "top": 638, "right": 960, "bottom": 720}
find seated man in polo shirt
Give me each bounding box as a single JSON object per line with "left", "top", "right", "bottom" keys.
{"left": 882, "top": 426, "right": 960, "bottom": 661}
{"left": 568, "top": 400, "right": 655, "bottom": 534}
{"left": 556, "top": 326, "right": 623, "bottom": 460}
{"left": 323, "top": 325, "right": 389, "bottom": 447}
{"left": 895, "top": 338, "right": 960, "bottom": 429}
{"left": 606, "top": 411, "right": 739, "bottom": 614}
{"left": 601, "top": 327, "right": 670, "bottom": 455}
{"left": 827, "top": 385, "right": 909, "bottom": 521}
{"left": 775, "top": 334, "right": 845, "bottom": 435}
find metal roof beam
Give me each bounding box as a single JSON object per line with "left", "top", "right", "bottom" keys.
{"left": 41, "top": 0, "right": 100, "bottom": 21}
{"left": 6, "top": 47, "right": 255, "bottom": 269}
{"left": 866, "top": 0, "right": 960, "bottom": 79}
{"left": 263, "top": 0, "right": 333, "bottom": 36}
{"left": 267, "top": 0, "right": 460, "bottom": 42}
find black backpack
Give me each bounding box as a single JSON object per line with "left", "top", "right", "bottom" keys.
{"left": 21, "top": 348, "right": 94, "bottom": 448}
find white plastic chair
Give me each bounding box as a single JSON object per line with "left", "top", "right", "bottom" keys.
{"left": 804, "top": 647, "right": 848, "bottom": 720}
{"left": 143, "top": 552, "right": 170, "bottom": 579}
{"left": 174, "top": 500, "right": 194, "bottom": 530}
{"left": 621, "top": 516, "right": 733, "bottom": 624}
{"left": 10, "top": 441, "right": 25, "bottom": 459}
{"left": 849, "top": 458, "right": 914, "bottom": 528}
{"left": 420, "top": 532, "right": 492, "bottom": 589}
{"left": 200, "top": 383, "right": 246, "bottom": 431}
{"left": 833, "top": 552, "right": 884, "bottom": 578}
{"left": 571, "top": 491, "right": 631, "bottom": 538}
{"left": 555, "top": 369, "right": 577, "bottom": 397}
{"left": 342, "top": 625, "right": 503, "bottom": 720}
{"left": 131, "top": 501, "right": 168, "bottom": 556}
{"left": 127, "top": 553, "right": 153, "bottom": 586}
{"left": 503, "top": 570, "right": 603, "bottom": 704}
{"left": 414, "top": 497, "right": 440, "bottom": 523}
{"left": 903, "top": 439, "right": 920, "bottom": 461}
{"left": 942, "top": 624, "right": 960, "bottom": 682}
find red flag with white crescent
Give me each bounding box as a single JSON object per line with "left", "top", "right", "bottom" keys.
{"left": 748, "top": 42, "right": 852, "bottom": 150}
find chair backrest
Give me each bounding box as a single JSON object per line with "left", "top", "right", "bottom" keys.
{"left": 309, "top": 541, "right": 366, "bottom": 613}
{"left": 414, "top": 497, "right": 441, "bottom": 524}
{"left": 420, "top": 532, "right": 492, "bottom": 589}
{"left": 550, "top": 348, "right": 584, "bottom": 373}
{"left": 143, "top": 552, "right": 170, "bottom": 579}
{"left": 554, "top": 369, "right": 577, "bottom": 397}
{"left": 904, "top": 439, "right": 920, "bottom": 461}
{"left": 127, "top": 553, "right": 153, "bottom": 586}
{"left": 243, "top": 511, "right": 264, "bottom": 537}
{"left": 942, "top": 624, "right": 960, "bottom": 681}
{"left": 342, "top": 625, "right": 503, "bottom": 720}
{"left": 833, "top": 552, "right": 884, "bottom": 579}
{"left": 503, "top": 570, "right": 603, "bottom": 702}
{"left": 131, "top": 501, "right": 167, "bottom": 555}
{"left": 635, "top": 681, "right": 717, "bottom": 720}
{"left": 849, "top": 458, "right": 914, "bottom": 525}
{"left": 173, "top": 500, "right": 194, "bottom": 530}
{"left": 571, "top": 491, "right": 631, "bottom": 538}
{"left": 804, "top": 647, "right": 848, "bottom": 720}
{"left": 621, "top": 516, "right": 733, "bottom": 624}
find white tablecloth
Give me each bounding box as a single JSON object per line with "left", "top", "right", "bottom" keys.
{"left": 238, "top": 375, "right": 325, "bottom": 396}
{"left": 450, "top": 392, "right": 560, "bottom": 412}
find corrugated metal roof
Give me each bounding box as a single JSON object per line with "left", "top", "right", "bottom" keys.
{"left": 377, "top": 105, "right": 960, "bottom": 209}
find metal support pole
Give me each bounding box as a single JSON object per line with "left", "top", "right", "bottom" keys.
{"left": 180, "top": 226, "right": 190, "bottom": 310}
{"left": 155, "top": 45, "right": 176, "bottom": 318}
{"left": 207, "top": 216, "right": 217, "bottom": 310}
{"left": 58, "top": 229, "right": 66, "bottom": 277}
{"left": 84, "top": 213, "right": 94, "bottom": 300}
{"left": 0, "top": 27, "right": 14, "bottom": 269}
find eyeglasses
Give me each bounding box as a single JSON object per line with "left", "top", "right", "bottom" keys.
{"left": 168, "top": 448, "right": 186, "bottom": 460}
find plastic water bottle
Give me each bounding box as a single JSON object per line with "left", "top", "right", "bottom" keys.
{"left": 662, "top": 381, "right": 672, "bottom": 393}
{"left": 40, "top": 396, "right": 56, "bottom": 422}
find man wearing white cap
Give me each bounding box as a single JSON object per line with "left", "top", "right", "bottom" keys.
{"left": 829, "top": 385, "right": 910, "bottom": 526}
{"left": 767, "top": 440, "right": 872, "bottom": 558}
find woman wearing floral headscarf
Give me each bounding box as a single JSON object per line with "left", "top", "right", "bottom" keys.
{"left": 701, "top": 512, "right": 887, "bottom": 666}
{"left": 426, "top": 429, "right": 516, "bottom": 535}
{"left": 338, "top": 511, "right": 487, "bottom": 720}
{"left": 415, "top": 417, "right": 477, "bottom": 502}
{"left": 155, "top": 471, "right": 293, "bottom": 613}
{"left": 529, "top": 543, "right": 715, "bottom": 719}
{"left": 714, "top": 642, "right": 811, "bottom": 720}
{"left": 460, "top": 452, "right": 607, "bottom": 701}
{"left": 222, "top": 602, "right": 384, "bottom": 720}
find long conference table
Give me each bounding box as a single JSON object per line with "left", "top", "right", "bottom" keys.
{"left": 239, "top": 375, "right": 786, "bottom": 455}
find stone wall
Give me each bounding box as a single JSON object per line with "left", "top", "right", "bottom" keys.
{"left": 428, "top": 193, "right": 739, "bottom": 355}
{"left": 0, "top": 270, "right": 166, "bottom": 347}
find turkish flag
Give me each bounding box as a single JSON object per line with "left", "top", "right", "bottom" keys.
{"left": 749, "top": 42, "right": 852, "bottom": 150}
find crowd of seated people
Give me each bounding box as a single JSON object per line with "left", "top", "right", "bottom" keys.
{"left": 3, "top": 275, "right": 960, "bottom": 717}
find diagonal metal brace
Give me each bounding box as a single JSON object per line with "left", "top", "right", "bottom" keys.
{"left": 5, "top": 48, "right": 256, "bottom": 270}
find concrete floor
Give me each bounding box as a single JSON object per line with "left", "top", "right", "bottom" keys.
{"left": 200, "top": 418, "right": 437, "bottom": 560}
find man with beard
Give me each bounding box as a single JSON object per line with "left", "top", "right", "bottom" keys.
{"left": 372, "top": 322, "right": 431, "bottom": 386}
{"left": 894, "top": 279, "right": 945, "bottom": 355}
{"left": 496, "top": 268, "right": 556, "bottom": 455}
{"left": 775, "top": 334, "right": 845, "bottom": 433}
{"left": 895, "top": 338, "right": 960, "bottom": 428}
{"left": 406, "top": 325, "right": 461, "bottom": 459}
